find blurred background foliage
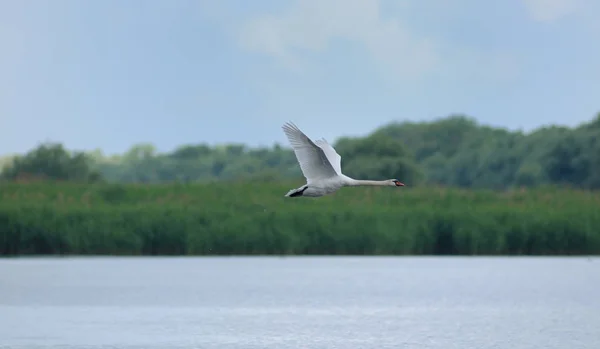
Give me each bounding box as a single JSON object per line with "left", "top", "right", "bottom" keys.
{"left": 3, "top": 113, "right": 599, "bottom": 190}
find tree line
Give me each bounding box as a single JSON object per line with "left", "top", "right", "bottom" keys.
{"left": 2, "top": 113, "right": 599, "bottom": 190}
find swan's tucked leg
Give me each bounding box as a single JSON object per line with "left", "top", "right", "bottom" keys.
{"left": 285, "top": 184, "right": 308, "bottom": 197}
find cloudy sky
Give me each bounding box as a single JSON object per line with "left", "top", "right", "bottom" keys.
{"left": 1, "top": 0, "right": 599, "bottom": 155}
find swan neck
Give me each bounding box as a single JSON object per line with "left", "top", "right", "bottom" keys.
{"left": 347, "top": 179, "right": 388, "bottom": 187}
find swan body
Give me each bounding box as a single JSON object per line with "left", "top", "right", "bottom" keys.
{"left": 281, "top": 122, "right": 405, "bottom": 198}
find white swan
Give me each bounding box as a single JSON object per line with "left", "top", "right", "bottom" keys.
{"left": 281, "top": 122, "right": 405, "bottom": 198}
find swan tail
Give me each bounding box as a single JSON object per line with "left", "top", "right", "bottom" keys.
{"left": 285, "top": 185, "right": 308, "bottom": 198}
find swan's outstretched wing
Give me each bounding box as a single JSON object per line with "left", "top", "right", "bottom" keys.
{"left": 282, "top": 122, "right": 338, "bottom": 181}
{"left": 314, "top": 138, "right": 342, "bottom": 175}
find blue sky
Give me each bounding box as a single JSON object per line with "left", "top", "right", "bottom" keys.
{"left": 1, "top": 0, "right": 599, "bottom": 156}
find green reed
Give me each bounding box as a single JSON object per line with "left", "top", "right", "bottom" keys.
{"left": 1, "top": 181, "right": 599, "bottom": 256}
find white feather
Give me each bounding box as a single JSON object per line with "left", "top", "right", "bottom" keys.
{"left": 281, "top": 122, "right": 338, "bottom": 181}
{"left": 314, "top": 138, "right": 342, "bottom": 175}
{"left": 281, "top": 121, "right": 405, "bottom": 198}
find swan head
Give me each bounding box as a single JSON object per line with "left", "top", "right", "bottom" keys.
{"left": 391, "top": 179, "right": 405, "bottom": 187}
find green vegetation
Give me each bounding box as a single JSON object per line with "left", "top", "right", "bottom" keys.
{"left": 0, "top": 155, "right": 15, "bottom": 169}
{"left": 2, "top": 114, "right": 599, "bottom": 256}
{"left": 1, "top": 182, "right": 599, "bottom": 256}
{"left": 3, "top": 113, "right": 600, "bottom": 189}
{"left": 0, "top": 144, "right": 102, "bottom": 183}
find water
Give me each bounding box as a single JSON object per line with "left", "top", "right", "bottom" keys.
{"left": 1, "top": 256, "right": 599, "bottom": 349}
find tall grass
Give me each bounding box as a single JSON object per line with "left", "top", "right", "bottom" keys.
{"left": 1, "top": 181, "right": 599, "bottom": 256}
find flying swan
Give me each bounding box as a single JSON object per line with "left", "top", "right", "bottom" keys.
{"left": 281, "top": 122, "right": 405, "bottom": 198}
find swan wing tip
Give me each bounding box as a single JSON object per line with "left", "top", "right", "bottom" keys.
{"left": 282, "top": 121, "right": 299, "bottom": 129}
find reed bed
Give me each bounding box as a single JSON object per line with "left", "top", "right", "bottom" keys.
{"left": 1, "top": 181, "right": 599, "bottom": 256}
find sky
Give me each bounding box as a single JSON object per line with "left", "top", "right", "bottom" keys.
{"left": 1, "top": 0, "right": 599, "bottom": 156}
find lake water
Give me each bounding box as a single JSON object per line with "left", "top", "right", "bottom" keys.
{"left": 0, "top": 256, "right": 599, "bottom": 349}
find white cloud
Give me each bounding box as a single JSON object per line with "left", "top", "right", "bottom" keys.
{"left": 522, "top": 0, "right": 584, "bottom": 22}
{"left": 237, "top": 0, "right": 438, "bottom": 80}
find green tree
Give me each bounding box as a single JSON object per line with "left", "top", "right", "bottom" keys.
{"left": 1, "top": 143, "right": 102, "bottom": 182}
{"left": 5, "top": 112, "right": 600, "bottom": 190}
{"left": 334, "top": 133, "right": 423, "bottom": 184}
